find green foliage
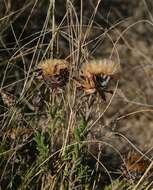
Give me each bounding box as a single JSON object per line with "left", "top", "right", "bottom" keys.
{"left": 104, "top": 178, "right": 151, "bottom": 190}
{"left": 74, "top": 118, "right": 88, "bottom": 141}
{"left": 57, "top": 117, "right": 91, "bottom": 189}
{"left": 34, "top": 131, "right": 49, "bottom": 163}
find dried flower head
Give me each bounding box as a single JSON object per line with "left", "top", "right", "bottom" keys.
{"left": 122, "top": 152, "right": 151, "bottom": 180}
{"left": 80, "top": 59, "right": 120, "bottom": 99}
{"left": 81, "top": 59, "right": 120, "bottom": 77}
{"left": 0, "top": 90, "right": 15, "bottom": 107}
{"left": 38, "top": 59, "right": 68, "bottom": 76}
{"left": 37, "top": 59, "right": 69, "bottom": 89}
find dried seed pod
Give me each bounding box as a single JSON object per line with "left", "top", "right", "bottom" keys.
{"left": 80, "top": 59, "right": 120, "bottom": 99}
{"left": 0, "top": 90, "right": 15, "bottom": 107}
{"left": 122, "top": 152, "right": 151, "bottom": 180}
{"left": 37, "top": 59, "right": 69, "bottom": 89}
{"left": 32, "top": 91, "right": 43, "bottom": 111}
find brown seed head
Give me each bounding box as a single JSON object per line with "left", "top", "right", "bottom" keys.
{"left": 80, "top": 59, "right": 121, "bottom": 95}
{"left": 38, "top": 59, "right": 68, "bottom": 76}
{"left": 123, "top": 152, "right": 151, "bottom": 180}
{"left": 81, "top": 59, "right": 121, "bottom": 77}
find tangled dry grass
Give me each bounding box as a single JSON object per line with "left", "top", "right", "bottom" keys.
{"left": 0, "top": 0, "right": 153, "bottom": 189}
